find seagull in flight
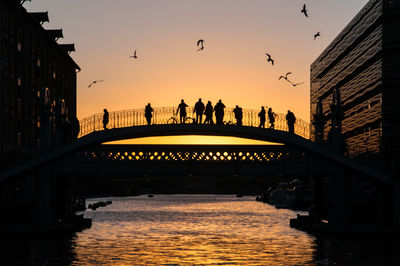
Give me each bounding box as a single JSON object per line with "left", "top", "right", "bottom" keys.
{"left": 197, "top": 39, "right": 205, "bottom": 51}
{"left": 279, "top": 72, "right": 296, "bottom": 86}
{"left": 129, "top": 50, "right": 138, "bottom": 59}
{"left": 314, "top": 32, "right": 321, "bottom": 40}
{"left": 265, "top": 53, "right": 274, "bottom": 66}
{"left": 88, "top": 80, "right": 104, "bottom": 88}
{"left": 279, "top": 72, "right": 291, "bottom": 80}
{"left": 292, "top": 82, "right": 304, "bottom": 87}
{"left": 301, "top": 4, "right": 308, "bottom": 17}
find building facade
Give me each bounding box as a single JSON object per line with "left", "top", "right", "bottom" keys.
{"left": 0, "top": 0, "right": 80, "bottom": 169}
{"left": 310, "top": 0, "right": 400, "bottom": 174}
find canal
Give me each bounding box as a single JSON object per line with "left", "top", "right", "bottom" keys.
{"left": 1, "top": 194, "right": 399, "bottom": 265}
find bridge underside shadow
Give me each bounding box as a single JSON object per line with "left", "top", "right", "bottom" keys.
{"left": 60, "top": 144, "right": 345, "bottom": 196}
{"left": 1, "top": 124, "right": 391, "bottom": 183}
{"left": 62, "top": 144, "right": 327, "bottom": 177}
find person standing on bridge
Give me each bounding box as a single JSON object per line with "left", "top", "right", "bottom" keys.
{"left": 103, "top": 109, "right": 109, "bottom": 130}
{"left": 233, "top": 105, "right": 243, "bottom": 126}
{"left": 176, "top": 99, "right": 188, "bottom": 123}
{"left": 194, "top": 98, "right": 205, "bottom": 124}
{"left": 214, "top": 99, "right": 226, "bottom": 125}
{"left": 145, "top": 103, "right": 154, "bottom": 125}
{"left": 268, "top": 107, "right": 276, "bottom": 129}
{"left": 286, "top": 110, "right": 296, "bottom": 134}
{"left": 258, "top": 106, "right": 266, "bottom": 128}
{"left": 204, "top": 101, "right": 214, "bottom": 124}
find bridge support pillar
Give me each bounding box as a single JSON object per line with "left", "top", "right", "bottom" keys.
{"left": 327, "top": 169, "right": 351, "bottom": 225}
{"left": 33, "top": 167, "right": 57, "bottom": 225}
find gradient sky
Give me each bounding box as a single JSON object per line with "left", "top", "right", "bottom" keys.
{"left": 24, "top": 0, "right": 369, "bottom": 123}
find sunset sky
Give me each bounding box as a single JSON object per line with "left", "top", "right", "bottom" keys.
{"left": 24, "top": 0, "right": 369, "bottom": 122}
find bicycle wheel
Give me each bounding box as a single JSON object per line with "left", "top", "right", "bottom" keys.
{"left": 167, "top": 117, "right": 177, "bottom": 124}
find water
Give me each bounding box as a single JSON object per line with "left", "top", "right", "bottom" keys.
{"left": 1, "top": 195, "right": 399, "bottom": 265}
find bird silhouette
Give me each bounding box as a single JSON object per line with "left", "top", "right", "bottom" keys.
{"left": 279, "top": 72, "right": 292, "bottom": 80}
{"left": 292, "top": 82, "right": 304, "bottom": 87}
{"left": 266, "top": 53, "right": 274, "bottom": 65}
{"left": 314, "top": 32, "right": 321, "bottom": 40}
{"left": 129, "top": 50, "right": 138, "bottom": 59}
{"left": 301, "top": 4, "right": 308, "bottom": 17}
{"left": 197, "top": 39, "right": 205, "bottom": 51}
{"left": 88, "top": 80, "right": 104, "bottom": 88}
{"left": 279, "top": 72, "right": 296, "bottom": 86}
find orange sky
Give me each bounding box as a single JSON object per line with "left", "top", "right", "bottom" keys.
{"left": 24, "top": 1, "right": 370, "bottom": 144}
{"left": 25, "top": 0, "right": 369, "bottom": 123}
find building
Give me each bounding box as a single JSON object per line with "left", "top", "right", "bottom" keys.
{"left": 0, "top": 0, "right": 80, "bottom": 169}
{"left": 310, "top": 0, "right": 400, "bottom": 174}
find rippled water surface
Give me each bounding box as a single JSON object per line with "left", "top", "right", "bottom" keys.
{"left": 2, "top": 194, "right": 400, "bottom": 265}
{"left": 78, "top": 195, "right": 313, "bottom": 265}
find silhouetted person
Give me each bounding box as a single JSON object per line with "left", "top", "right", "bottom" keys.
{"left": 194, "top": 98, "right": 205, "bottom": 124}
{"left": 214, "top": 99, "right": 226, "bottom": 125}
{"left": 258, "top": 106, "right": 266, "bottom": 128}
{"left": 204, "top": 101, "right": 214, "bottom": 124}
{"left": 145, "top": 103, "right": 154, "bottom": 125}
{"left": 268, "top": 108, "right": 276, "bottom": 129}
{"left": 233, "top": 105, "right": 243, "bottom": 126}
{"left": 176, "top": 99, "right": 188, "bottom": 123}
{"left": 286, "top": 110, "right": 296, "bottom": 134}
{"left": 103, "top": 109, "right": 109, "bottom": 130}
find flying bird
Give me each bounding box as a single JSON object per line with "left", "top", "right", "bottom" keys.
{"left": 279, "top": 72, "right": 292, "bottom": 80}
{"left": 301, "top": 4, "right": 308, "bottom": 17}
{"left": 88, "top": 80, "right": 104, "bottom": 88}
{"left": 129, "top": 50, "right": 138, "bottom": 59}
{"left": 292, "top": 82, "right": 304, "bottom": 87}
{"left": 314, "top": 32, "right": 321, "bottom": 40}
{"left": 197, "top": 39, "right": 205, "bottom": 51}
{"left": 265, "top": 53, "right": 274, "bottom": 66}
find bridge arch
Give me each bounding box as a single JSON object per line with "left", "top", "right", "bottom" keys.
{"left": 0, "top": 124, "right": 390, "bottom": 183}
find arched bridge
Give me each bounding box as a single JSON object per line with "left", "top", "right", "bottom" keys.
{"left": 78, "top": 106, "right": 311, "bottom": 139}
{"left": 0, "top": 123, "right": 390, "bottom": 183}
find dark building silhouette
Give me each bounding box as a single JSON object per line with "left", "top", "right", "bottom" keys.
{"left": 310, "top": 0, "right": 400, "bottom": 173}
{"left": 0, "top": 1, "right": 80, "bottom": 168}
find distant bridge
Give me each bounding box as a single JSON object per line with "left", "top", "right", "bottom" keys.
{"left": 0, "top": 124, "right": 390, "bottom": 183}
{"left": 78, "top": 106, "right": 311, "bottom": 139}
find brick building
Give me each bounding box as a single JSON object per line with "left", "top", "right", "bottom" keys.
{"left": 0, "top": 0, "right": 80, "bottom": 168}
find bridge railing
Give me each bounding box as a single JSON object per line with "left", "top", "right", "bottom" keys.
{"left": 78, "top": 107, "right": 310, "bottom": 139}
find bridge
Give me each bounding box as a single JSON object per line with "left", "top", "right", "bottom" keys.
{"left": 0, "top": 106, "right": 396, "bottom": 234}
{"left": 78, "top": 106, "right": 311, "bottom": 138}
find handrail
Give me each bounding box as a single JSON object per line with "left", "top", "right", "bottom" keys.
{"left": 78, "top": 106, "right": 310, "bottom": 139}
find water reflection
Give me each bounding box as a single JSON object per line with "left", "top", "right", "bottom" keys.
{"left": 77, "top": 195, "right": 314, "bottom": 265}
{"left": 1, "top": 195, "right": 400, "bottom": 265}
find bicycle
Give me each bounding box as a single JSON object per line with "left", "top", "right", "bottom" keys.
{"left": 167, "top": 116, "right": 178, "bottom": 124}
{"left": 167, "top": 116, "right": 195, "bottom": 124}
